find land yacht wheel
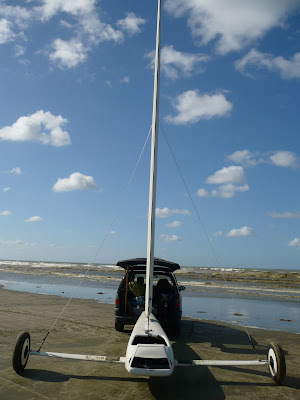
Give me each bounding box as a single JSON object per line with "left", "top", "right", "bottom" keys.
{"left": 12, "top": 332, "right": 31, "bottom": 374}
{"left": 268, "top": 342, "right": 286, "bottom": 385}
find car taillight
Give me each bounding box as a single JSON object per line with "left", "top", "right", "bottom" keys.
{"left": 175, "top": 301, "right": 180, "bottom": 308}
{"left": 115, "top": 296, "right": 120, "bottom": 306}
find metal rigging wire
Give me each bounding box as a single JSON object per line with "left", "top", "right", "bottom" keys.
{"left": 160, "top": 122, "right": 260, "bottom": 359}
{"left": 37, "top": 126, "right": 152, "bottom": 352}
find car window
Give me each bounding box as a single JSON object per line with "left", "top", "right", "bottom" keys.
{"left": 153, "top": 274, "right": 174, "bottom": 288}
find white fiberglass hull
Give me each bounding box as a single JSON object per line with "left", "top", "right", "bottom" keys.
{"left": 125, "top": 311, "right": 174, "bottom": 376}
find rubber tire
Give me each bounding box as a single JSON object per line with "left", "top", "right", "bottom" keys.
{"left": 268, "top": 342, "right": 286, "bottom": 385}
{"left": 172, "top": 322, "right": 181, "bottom": 336}
{"left": 115, "top": 321, "right": 124, "bottom": 332}
{"left": 12, "top": 332, "right": 31, "bottom": 374}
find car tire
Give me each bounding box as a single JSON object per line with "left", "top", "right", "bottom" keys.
{"left": 115, "top": 321, "right": 124, "bottom": 332}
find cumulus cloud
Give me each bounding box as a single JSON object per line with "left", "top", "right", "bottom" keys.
{"left": 211, "top": 184, "right": 249, "bottom": 199}
{"left": 160, "top": 234, "right": 182, "bottom": 242}
{"left": 227, "top": 150, "right": 262, "bottom": 167}
{"left": 53, "top": 172, "right": 97, "bottom": 192}
{"left": 235, "top": 49, "right": 300, "bottom": 79}
{"left": 25, "top": 216, "right": 43, "bottom": 222}
{"left": 198, "top": 166, "right": 249, "bottom": 199}
{"left": 226, "top": 226, "right": 256, "bottom": 237}
{"left": 117, "top": 12, "right": 146, "bottom": 36}
{"left": 156, "top": 207, "right": 190, "bottom": 219}
{"left": 198, "top": 183, "right": 249, "bottom": 199}
{"left": 0, "top": 1, "right": 126, "bottom": 69}
{"left": 288, "top": 237, "right": 300, "bottom": 248}
{"left": 146, "top": 45, "right": 209, "bottom": 79}
{"left": 197, "top": 188, "right": 209, "bottom": 198}
{"left": 49, "top": 38, "right": 87, "bottom": 69}
{"left": 165, "top": 220, "right": 183, "bottom": 228}
{"left": 0, "top": 18, "right": 14, "bottom": 43}
{"left": 166, "top": 90, "right": 232, "bottom": 125}
{"left": 268, "top": 211, "right": 300, "bottom": 219}
{"left": 270, "top": 151, "right": 298, "bottom": 168}
{"left": 165, "top": 0, "right": 299, "bottom": 54}
{"left": 9, "top": 167, "right": 22, "bottom": 175}
{"left": 0, "top": 210, "right": 12, "bottom": 216}
{"left": 36, "top": 0, "right": 96, "bottom": 20}
{"left": 0, "top": 110, "right": 71, "bottom": 146}
{"left": 206, "top": 166, "right": 246, "bottom": 185}
{"left": 227, "top": 149, "right": 299, "bottom": 168}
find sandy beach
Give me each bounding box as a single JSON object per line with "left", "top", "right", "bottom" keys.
{"left": 1, "top": 286, "right": 299, "bottom": 400}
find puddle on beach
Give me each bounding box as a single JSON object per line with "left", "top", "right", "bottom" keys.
{"left": 1, "top": 277, "right": 299, "bottom": 334}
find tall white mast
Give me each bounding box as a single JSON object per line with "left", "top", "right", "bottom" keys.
{"left": 145, "top": 0, "right": 161, "bottom": 320}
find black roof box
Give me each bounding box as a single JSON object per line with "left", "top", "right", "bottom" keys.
{"left": 116, "top": 257, "right": 180, "bottom": 272}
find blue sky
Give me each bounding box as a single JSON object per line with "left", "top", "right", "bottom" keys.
{"left": 0, "top": 0, "right": 299, "bottom": 269}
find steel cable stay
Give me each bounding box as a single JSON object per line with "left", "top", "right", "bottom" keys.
{"left": 37, "top": 125, "right": 152, "bottom": 352}
{"left": 160, "top": 122, "right": 260, "bottom": 360}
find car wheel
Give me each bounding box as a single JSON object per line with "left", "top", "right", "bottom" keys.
{"left": 115, "top": 321, "right": 124, "bottom": 332}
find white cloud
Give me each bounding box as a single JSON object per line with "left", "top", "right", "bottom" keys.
{"left": 235, "top": 49, "right": 300, "bottom": 79}
{"left": 2, "top": 187, "right": 11, "bottom": 192}
{"left": 288, "top": 237, "right": 300, "bottom": 247}
{"left": 198, "top": 166, "right": 249, "bottom": 199}
{"left": 206, "top": 166, "right": 246, "bottom": 185}
{"left": 0, "top": 210, "right": 11, "bottom": 216}
{"left": 0, "top": 5, "right": 32, "bottom": 28}
{"left": 0, "top": 18, "right": 14, "bottom": 44}
{"left": 268, "top": 211, "right": 300, "bottom": 219}
{"left": 197, "top": 188, "right": 209, "bottom": 198}
{"left": 14, "top": 44, "right": 26, "bottom": 57}
{"left": 211, "top": 183, "right": 249, "bottom": 199}
{"left": 0, "top": 239, "right": 36, "bottom": 247}
{"left": 0, "top": 110, "right": 71, "bottom": 147}
{"left": 156, "top": 207, "right": 190, "bottom": 218}
{"left": 214, "top": 230, "right": 223, "bottom": 237}
{"left": 49, "top": 38, "right": 87, "bottom": 69}
{"left": 270, "top": 151, "right": 298, "bottom": 168}
{"left": 0, "top": 2, "right": 124, "bottom": 68}
{"left": 53, "top": 172, "right": 97, "bottom": 192}
{"left": 160, "top": 234, "right": 182, "bottom": 242}
{"left": 36, "top": 0, "right": 96, "bottom": 20}
{"left": 165, "top": 0, "right": 299, "bottom": 54}
{"left": 166, "top": 90, "right": 232, "bottom": 125}
{"left": 227, "top": 150, "right": 262, "bottom": 167}
{"left": 0, "top": 110, "right": 70, "bottom": 147}
{"left": 25, "top": 216, "right": 43, "bottom": 222}
{"left": 165, "top": 220, "right": 183, "bottom": 228}
{"left": 226, "top": 226, "right": 256, "bottom": 237}
{"left": 117, "top": 12, "right": 146, "bottom": 36}
{"left": 227, "top": 149, "right": 299, "bottom": 168}
{"left": 120, "top": 76, "right": 130, "bottom": 84}
{"left": 9, "top": 167, "right": 22, "bottom": 175}
{"left": 146, "top": 45, "right": 209, "bottom": 79}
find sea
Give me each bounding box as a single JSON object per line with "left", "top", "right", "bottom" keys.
{"left": 0, "top": 260, "right": 299, "bottom": 334}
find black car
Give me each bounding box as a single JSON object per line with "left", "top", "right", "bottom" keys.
{"left": 114, "top": 258, "right": 185, "bottom": 333}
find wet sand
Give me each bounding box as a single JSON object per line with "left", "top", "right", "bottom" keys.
{"left": 0, "top": 286, "right": 299, "bottom": 400}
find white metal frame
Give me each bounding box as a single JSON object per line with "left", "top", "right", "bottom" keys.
{"left": 29, "top": 350, "right": 268, "bottom": 368}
